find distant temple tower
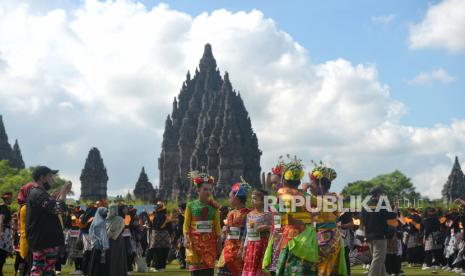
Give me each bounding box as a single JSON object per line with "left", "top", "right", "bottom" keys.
{"left": 0, "top": 115, "right": 25, "bottom": 169}
{"left": 80, "top": 147, "right": 108, "bottom": 201}
{"left": 157, "top": 44, "right": 261, "bottom": 200}
{"left": 133, "top": 167, "right": 155, "bottom": 202}
{"left": 442, "top": 156, "right": 465, "bottom": 204}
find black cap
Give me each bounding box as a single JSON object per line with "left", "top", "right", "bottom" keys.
{"left": 32, "top": 166, "right": 59, "bottom": 181}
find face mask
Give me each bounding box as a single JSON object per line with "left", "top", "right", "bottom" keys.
{"left": 43, "top": 181, "right": 51, "bottom": 191}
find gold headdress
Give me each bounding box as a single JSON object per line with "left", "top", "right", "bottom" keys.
{"left": 188, "top": 168, "right": 215, "bottom": 188}
{"left": 282, "top": 155, "right": 305, "bottom": 181}
{"left": 310, "top": 160, "right": 337, "bottom": 181}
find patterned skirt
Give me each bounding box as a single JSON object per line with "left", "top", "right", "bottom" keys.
{"left": 276, "top": 225, "right": 318, "bottom": 276}
{"left": 186, "top": 231, "right": 218, "bottom": 271}
{"left": 317, "top": 227, "right": 346, "bottom": 276}
{"left": 424, "top": 231, "right": 443, "bottom": 251}
{"left": 66, "top": 235, "right": 84, "bottom": 259}
{"left": 276, "top": 247, "right": 317, "bottom": 276}
{"left": 219, "top": 238, "right": 244, "bottom": 276}
{"left": 269, "top": 231, "right": 283, "bottom": 272}
{"left": 0, "top": 228, "right": 13, "bottom": 253}
{"left": 242, "top": 236, "right": 269, "bottom": 276}
{"left": 149, "top": 229, "right": 171, "bottom": 249}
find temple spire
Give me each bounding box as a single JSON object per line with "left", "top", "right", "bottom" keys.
{"left": 158, "top": 44, "right": 261, "bottom": 200}
{"left": 0, "top": 115, "right": 8, "bottom": 143}
{"left": 133, "top": 166, "right": 155, "bottom": 202}
{"left": 80, "top": 147, "right": 108, "bottom": 201}
{"left": 11, "top": 139, "right": 25, "bottom": 169}
{"left": 442, "top": 156, "right": 465, "bottom": 204}
{"left": 199, "top": 43, "right": 217, "bottom": 73}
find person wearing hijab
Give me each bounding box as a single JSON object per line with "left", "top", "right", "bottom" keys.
{"left": 106, "top": 204, "right": 127, "bottom": 276}
{"left": 88, "top": 207, "right": 109, "bottom": 276}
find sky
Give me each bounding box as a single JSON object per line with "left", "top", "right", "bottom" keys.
{"left": 0, "top": 0, "right": 464, "bottom": 199}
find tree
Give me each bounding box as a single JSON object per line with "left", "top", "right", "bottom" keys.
{"left": 0, "top": 160, "right": 71, "bottom": 202}
{"left": 341, "top": 170, "right": 421, "bottom": 202}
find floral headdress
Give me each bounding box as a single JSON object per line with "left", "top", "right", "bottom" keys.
{"left": 188, "top": 169, "right": 215, "bottom": 188}
{"left": 310, "top": 160, "right": 337, "bottom": 182}
{"left": 231, "top": 176, "right": 252, "bottom": 197}
{"left": 282, "top": 155, "right": 305, "bottom": 181}
{"left": 271, "top": 160, "right": 285, "bottom": 176}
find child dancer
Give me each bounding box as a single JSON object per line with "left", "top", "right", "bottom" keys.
{"left": 242, "top": 189, "right": 273, "bottom": 276}
{"left": 218, "top": 179, "right": 251, "bottom": 276}
{"left": 183, "top": 171, "right": 221, "bottom": 276}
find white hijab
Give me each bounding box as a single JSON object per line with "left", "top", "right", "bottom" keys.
{"left": 89, "top": 207, "right": 109, "bottom": 250}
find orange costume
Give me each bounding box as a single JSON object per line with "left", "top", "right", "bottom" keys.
{"left": 183, "top": 199, "right": 221, "bottom": 271}
{"left": 219, "top": 207, "right": 250, "bottom": 275}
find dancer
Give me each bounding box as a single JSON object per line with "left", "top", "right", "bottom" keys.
{"left": 309, "top": 162, "right": 347, "bottom": 275}
{"left": 275, "top": 155, "right": 318, "bottom": 276}
{"left": 262, "top": 164, "right": 285, "bottom": 276}
{"left": 242, "top": 189, "right": 273, "bottom": 276}
{"left": 218, "top": 179, "right": 251, "bottom": 276}
{"left": 183, "top": 171, "right": 221, "bottom": 276}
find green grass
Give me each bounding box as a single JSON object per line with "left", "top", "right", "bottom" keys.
{"left": 351, "top": 265, "right": 459, "bottom": 275}
{"left": 2, "top": 258, "right": 461, "bottom": 275}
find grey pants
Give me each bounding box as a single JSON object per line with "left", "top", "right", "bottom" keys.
{"left": 368, "top": 239, "right": 388, "bottom": 276}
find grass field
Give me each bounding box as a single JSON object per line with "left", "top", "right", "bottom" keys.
{"left": 2, "top": 259, "right": 462, "bottom": 275}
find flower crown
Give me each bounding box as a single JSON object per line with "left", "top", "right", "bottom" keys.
{"left": 231, "top": 176, "right": 252, "bottom": 197}
{"left": 271, "top": 163, "right": 284, "bottom": 176}
{"left": 188, "top": 170, "right": 215, "bottom": 187}
{"left": 310, "top": 160, "right": 337, "bottom": 182}
{"left": 281, "top": 155, "right": 305, "bottom": 181}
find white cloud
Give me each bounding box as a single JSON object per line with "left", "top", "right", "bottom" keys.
{"left": 409, "top": 0, "right": 465, "bottom": 53}
{"left": 0, "top": 0, "right": 463, "bottom": 199}
{"left": 407, "top": 68, "right": 455, "bottom": 85}
{"left": 371, "top": 14, "right": 395, "bottom": 25}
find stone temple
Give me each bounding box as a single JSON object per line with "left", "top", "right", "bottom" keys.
{"left": 0, "top": 115, "right": 25, "bottom": 169}
{"left": 133, "top": 167, "right": 155, "bottom": 202}
{"left": 442, "top": 156, "right": 465, "bottom": 204}
{"left": 157, "top": 44, "right": 261, "bottom": 201}
{"left": 80, "top": 147, "right": 108, "bottom": 201}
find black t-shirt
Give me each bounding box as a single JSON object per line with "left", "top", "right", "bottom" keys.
{"left": 0, "top": 205, "right": 11, "bottom": 229}
{"left": 26, "top": 186, "right": 65, "bottom": 251}
{"left": 361, "top": 199, "right": 397, "bottom": 241}
{"left": 80, "top": 207, "right": 96, "bottom": 234}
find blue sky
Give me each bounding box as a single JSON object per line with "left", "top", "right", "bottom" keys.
{"left": 21, "top": 0, "right": 465, "bottom": 128}
{"left": 138, "top": 0, "right": 465, "bottom": 127}
{"left": 0, "top": 0, "right": 464, "bottom": 198}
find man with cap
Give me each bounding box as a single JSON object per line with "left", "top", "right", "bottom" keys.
{"left": 26, "top": 166, "right": 72, "bottom": 276}
{"left": 360, "top": 186, "right": 397, "bottom": 276}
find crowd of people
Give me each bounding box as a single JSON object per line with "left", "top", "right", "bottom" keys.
{"left": 0, "top": 165, "right": 185, "bottom": 276}
{"left": 1, "top": 160, "right": 465, "bottom": 276}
